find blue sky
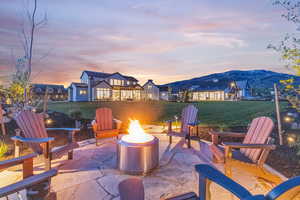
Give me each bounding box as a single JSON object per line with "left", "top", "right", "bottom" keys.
{"left": 0, "top": 0, "right": 297, "bottom": 86}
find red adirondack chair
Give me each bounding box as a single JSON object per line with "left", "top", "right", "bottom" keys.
{"left": 209, "top": 116, "right": 276, "bottom": 166}
{"left": 92, "top": 107, "right": 122, "bottom": 145}
{"left": 167, "top": 104, "right": 198, "bottom": 148}
{"left": 11, "top": 110, "right": 80, "bottom": 170}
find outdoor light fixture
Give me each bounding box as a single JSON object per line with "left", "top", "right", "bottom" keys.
{"left": 287, "top": 135, "right": 296, "bottom": 144}
{"left": 284, "top": 116, "right": 293, "bottom": 123}
{"left": 46, "top": 118, "right": 53, "bottom": 125}
{"left": 231, "top": 82, "right": 235, "bottom": 87}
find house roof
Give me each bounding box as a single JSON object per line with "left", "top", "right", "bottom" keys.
{"left": 157, "top": 85, "right": 169, "bottom": 92}
{"left": 70, "top": 82, "right": 88, "bottom": 88}
{"left": 92, "top": 80, "right": 112, "bottom": 88}
{"left": 81, "top": 71, "right": 138, "bottom": 82}
{"left": 31, "top": 84, "right": 67, "bottom": 94}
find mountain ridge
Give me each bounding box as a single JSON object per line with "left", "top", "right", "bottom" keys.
{"left": 163, "top": 69, "right": 300, "bottom": 90}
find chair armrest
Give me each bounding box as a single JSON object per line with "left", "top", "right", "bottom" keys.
{"left": 113, "top": 119, "right": 122, "bottom": 130}
{"left": 46, "top": 128, "right": 80, "bottom": 132}
{"left": 209, "top": 131, "right": 246, "bottom": 138}
{"left": 266, "top": 176, "right": 300, "bottom": 200}
{"left": 195, "top": 164, "right": 253, "bottom": 199}
{"left": 188, "top": 121, "right": 199, "bottom": 127}
{"left": 223, "top": 142, "right": 276, "bottom": 150}
{"left": 0, "top": 153, "right": 37, "bottom": 170}
{"left": 11, "top": 136, "right": 54, "bottom": 144}
{"left": 0, "top": 169, "right": 57, "bottom": 198}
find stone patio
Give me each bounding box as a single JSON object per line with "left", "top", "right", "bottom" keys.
{"left": 0, "top": 133, "right": 286, "bottom": 200}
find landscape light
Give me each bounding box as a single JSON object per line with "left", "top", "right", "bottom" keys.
{"left": 287, "top": 136, "right": 295, "bottom": 144}
{"left": 284, "top": 116, "right": 293, "bottom": 123}
{"left": 46, "top": 118, "right": 53, "bottom": 125}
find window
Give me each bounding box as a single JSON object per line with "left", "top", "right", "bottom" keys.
{"left": 127, "top": 81, "right": 130, "bottom": 85}
{"left": 148, "top": 85, "right": 152, "bottom": 89}
{"left": 109, "top": 79, "right": 123, "bottom": 86}
{"left": 96, "top": 88, "right": 110, "bottom": 99}
{"left": 79, "top": 89, "right": 87, "bottom": 95}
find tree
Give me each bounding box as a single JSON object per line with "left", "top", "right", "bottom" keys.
{"left": 270, "top": 1, "right": 300, "bottom": 111}
{"left": 17, "top": 0, "right": 47, "bottom": 105}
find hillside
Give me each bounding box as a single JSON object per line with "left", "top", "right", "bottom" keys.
{"left": 164, "top": 70, "right": 300, "bottom": 90}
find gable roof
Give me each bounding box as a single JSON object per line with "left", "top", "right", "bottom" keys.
{"left": 157, "top": 85, "right": 169, "bottom": 92}
{"left": 31, "top": 84, "right": 67, "bottom": 94}
{"left": 80, "top": 70, "right": 138, "bottom": 82}
{"left": 92, "top": 80, "right": 112, "bottom": 88}
{"left": 70, "top": 82, "right": 88, "bottom": 88}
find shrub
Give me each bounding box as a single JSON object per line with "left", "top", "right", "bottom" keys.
{"left": 70, "top": 110, "right": 82, "bottom": 120}
{"left": 0, "top": 141, "right": 8, "bottom": 158}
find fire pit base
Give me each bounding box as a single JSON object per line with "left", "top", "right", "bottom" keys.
{"left": 117, "top": 136, "right": 159, "bottom": 175}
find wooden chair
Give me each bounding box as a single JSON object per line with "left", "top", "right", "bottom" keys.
{"left": 209, "top": 116, "right": 275, "bottom": 167}
{"left": 167, "top": 104, "right": 198, "bottom": 148}
{"left": 0, "top": 153, "right": 57, "bottom": 200}
{"left": 11, "top": 110, "right": 80, "bottom": 170}
{"left": 92, "top": 107, "right": 122, "bottom": 146}
{"left": 118, "top": 178, "right": 144, "bottom": 200}
{"left": 195, "top": 164, "right": 300, "bottom": 200}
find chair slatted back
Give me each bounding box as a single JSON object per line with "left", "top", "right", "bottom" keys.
{"left": 95, "top": 108, "right": 113, "bottom": 130}
{"left": 181, "top": 105, "right": 198, "bottom": 133}
{"left": 15, "top": 111, "right": 48, "bottom": 153}
{"left": 240, "top": 117, "right": 274, "bottom": 162}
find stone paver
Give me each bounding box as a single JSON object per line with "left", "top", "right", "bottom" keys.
{"left": 0, "top": 134, "right": 285, "bottom": 200}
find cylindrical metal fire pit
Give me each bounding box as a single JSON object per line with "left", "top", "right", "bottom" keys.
{"left": 117, "top": 136, "right": 159, "bottom": 175}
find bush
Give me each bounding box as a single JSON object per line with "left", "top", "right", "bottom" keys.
{"left": 0, "top": 141, "right": 8, "bottom": 158}
{"left": 70, "top": 110, "right": 82, "bottom": 120}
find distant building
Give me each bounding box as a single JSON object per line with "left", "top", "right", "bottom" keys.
{"left": 68, "top": 71, "right": 143, "bottom": 102}
{"left": 189, "top": 79, "right": 252, "bottom": 101}
{"left": 142, "top": 80, "right": 160, "bottom": 100}
{"left": 31, "top": 84, "right": 67, "bottom": 101}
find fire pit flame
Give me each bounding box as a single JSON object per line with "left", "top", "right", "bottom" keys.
{"left": 121, "top": 120, "right": 154, "bottom": 143}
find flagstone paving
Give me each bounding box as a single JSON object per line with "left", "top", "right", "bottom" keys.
{"left": 0, "top": 134, "right": 286, "bottom": 200}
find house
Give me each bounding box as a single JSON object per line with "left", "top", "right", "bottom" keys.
{"left": 68, "top": 71, "right": 144, "bottom": 102}
{"left": 158, "top": 85, "right": 170, "bottom": 101}
{"left": 142, "top": 80, "right": 160, "bottom": 100}
{"left": 31, "top": 84, "right": 67, "bottom": 101}
{"left": 189, "top": 79, "right": 252, "bottom": 101}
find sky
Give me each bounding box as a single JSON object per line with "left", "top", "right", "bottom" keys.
{"left": 0, "top": 0, "right": 297, "bottom": 86}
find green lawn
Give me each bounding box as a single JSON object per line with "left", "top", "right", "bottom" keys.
{"left": 47, "top": 101, "right": 288, "bottom": 127}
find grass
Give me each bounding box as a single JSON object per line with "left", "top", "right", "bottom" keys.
{"left": 47, "top": 101, "right": 288, "bottom": 127}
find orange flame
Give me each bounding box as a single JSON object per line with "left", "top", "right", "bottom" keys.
{"left": 121, "top": 119, "right": 154, "bottom": 143}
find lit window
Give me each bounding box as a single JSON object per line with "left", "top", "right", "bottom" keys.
{"left": 148, "top": 85, "right": 152, "bottom": 89}
{"left": 96, "top": 88, "right": 110, "bottom": 99}
{"left": 127, "top": 81, "right": 130, "bottom": 85}
{"left": 80, "top": 90, "right": 87, "bottom": 95}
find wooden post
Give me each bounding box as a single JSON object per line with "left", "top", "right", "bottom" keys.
{"left": 274, "top": 84, "right": 283, "bottom": 145}
{"left": 43, "top": 87, "right": 49, "bottom": 113}
{"left": 0, "top": 104, "right": 6, "bottom": 136}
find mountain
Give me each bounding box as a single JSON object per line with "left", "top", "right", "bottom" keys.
{"left": 164, "top": 70, "right": 300, "bottom": 90}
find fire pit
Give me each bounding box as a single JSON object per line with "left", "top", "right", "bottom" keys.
{"left": 117, "top": 120, "right": 159, "bottom": 175}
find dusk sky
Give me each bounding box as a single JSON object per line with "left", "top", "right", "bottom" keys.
{"left": 0, "top": 0, "right": 297, "bottom": 86}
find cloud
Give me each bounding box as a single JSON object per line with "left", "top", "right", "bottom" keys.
{"left": 183, "top": 32, "right": 247, "bottom": 48}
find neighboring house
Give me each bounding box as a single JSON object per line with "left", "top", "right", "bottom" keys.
{"left": 158, "top": 85, "right": 170, "bottom": 101}
{"left": 189, "top": 79, "right": 252, "bottom": 101}
{"left": 142, "top": 80, "right": 160, "bottom": 100}
{"left": 68, "top": 83, "right": 88, "bottom": 102}
{"left": 68, "top": 71, "right": 143, "bottom": 102}
{"left": 31, "top": 84, "right": 67, "bottom": 101}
